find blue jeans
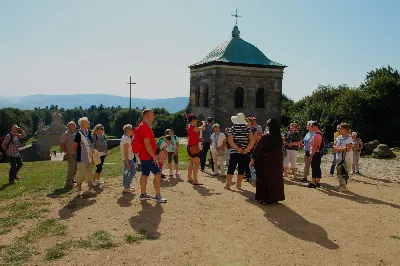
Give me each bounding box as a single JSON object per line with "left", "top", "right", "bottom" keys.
{"left": 123, "top": 159, "right": 136, "bottom": 188}
{"left": 330, "top": 153, "right": 336, "bottom": 175}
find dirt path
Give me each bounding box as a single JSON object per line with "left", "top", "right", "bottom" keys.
{"left": 17, "top": 155, "right": 399, "bottom": 266}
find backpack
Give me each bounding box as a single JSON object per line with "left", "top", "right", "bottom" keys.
{"left": 131, "top": 127, "right": 143, "bottom": 154}
{"left": 0, "top": 134, "right": 13, "bottom": 154}
{"left": 156, "top": 138, "right": 165, "bottom": 155}
{"left": 316, "top": 132, "right": 329, "bottom": 156}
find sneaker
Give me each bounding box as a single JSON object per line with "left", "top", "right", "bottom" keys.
{"left": 175, "top": 171, "right": 181, "bottom": 176}
{"left": 307, "top": 183, "right": 317, "bottom": 188}
{"left": 154, "top": 195, "right": 167, "bottom": 203}
{"left": 338, "top": 186, "right": 347, "bottom": 192}
{"left": 139, "top": 194, "right": 154, "bottom": 200}
{"left": 87, "top": 189, "right": 96, "bottom": 196}
{"left": 169, "top": 171, "right": 174, "bottom": 177}
{"left": 315, "top": 183, "right": 321, "bottom": 188}
{"left": 92, "top": 180, "right": 98, "bottom": 187}
{"left": 123, "top": 188, "right": 132, "bottom": 193}
{"left": 78, "top": 191, "right": 84, "bottom": 198}
{"left": 97, "top": 179, "right": 104, "bottom": 185}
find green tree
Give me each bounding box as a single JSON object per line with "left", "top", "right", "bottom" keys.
{"left": 358, "top": 65, "right": 400, "bottom": 145}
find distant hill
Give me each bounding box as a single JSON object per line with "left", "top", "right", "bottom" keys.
{"left": 0, "top": 94, "right": 189, "bottom": 113}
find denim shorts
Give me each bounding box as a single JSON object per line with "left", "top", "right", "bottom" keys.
{"left": 141, "top": 159, "right": 162, "bottom": 177}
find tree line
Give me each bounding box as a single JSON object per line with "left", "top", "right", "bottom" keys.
{"left": 0, "top": 66, "right": 398, "bottom": 147}
{"left": 281, "top": 65, "right": 400, "bottom": 146}
{"left": 0, "top": 103, "right": 190, "bottom": 145}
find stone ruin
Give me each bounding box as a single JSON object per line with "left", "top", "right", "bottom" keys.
{"left": 19, "top": 111, "right": 67, "bottom": 162}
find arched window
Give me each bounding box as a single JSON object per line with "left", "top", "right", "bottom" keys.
{"left": 204, "top": 85, "right": 209, "bottom": 107}
{"left": 256, "top": 88, "right": 265, "bottom": 108}
{"left": 235, "top": 87, "right": 244, "bottom": 108}
{"left": 194, "top": 88, "right": 200, "bottom": 106}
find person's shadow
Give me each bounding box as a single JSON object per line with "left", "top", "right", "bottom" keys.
{"left": 319, "top": 183, "right": 400, "bottom": 209}
{"left": 192, "top": 185, "right": 222, "bottom": 197}
{"left": 161, "top": 175, "right": 184, "bottom": 188}
{"left": 59, "top": 196, "right": 97, "bottom": 220}
{"left": 129, "top": 201, "right": 164, "bottom": 239}
{"left": 235, "top": 189, "right": 339, "bottom": 250}
{"left": 117, "top": 193, "right": 135, "bottom": 207}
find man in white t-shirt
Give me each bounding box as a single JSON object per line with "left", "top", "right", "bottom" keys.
{"left": 120, "top": 124, "right": 136, "bottom": 193}
{"left": 333, "top": 123, "right": 353, "bottom": 192}
{"left": 210, "top": 124, "right": 226, "bottom": 175}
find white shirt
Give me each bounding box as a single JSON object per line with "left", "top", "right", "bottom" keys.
{"left": 120, "top": 135, "right": 135, "bottom": 160}
{"left": 210, "top": 132, "right": 226, "bottom": 153}
{"left": 336, "top": 134, "right": 353, "bottom": 162}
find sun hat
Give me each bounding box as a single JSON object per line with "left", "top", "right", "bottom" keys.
{"left": 231, "top": 113, "right": 246, "bottom": 125}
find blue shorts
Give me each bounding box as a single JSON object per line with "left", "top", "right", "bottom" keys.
{"left": 141, "top": 159, "right": 162, "bottom": 177}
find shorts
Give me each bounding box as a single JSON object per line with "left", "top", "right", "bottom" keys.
{"left": 141, "top": 159, "right": 162, "bottom": 177}
{"left": 283, "top": 149, "right": 298, "bottom": 168}
{"left": 76, "top": 162, "right": 94, "bottom": 183}
{"left": 187, "top": 146, "right": 200, "bottom": 158}
{"left": 95, "top": 155, "right": 106, "bottom": 174}
{"left": 168, "top": 152, "right": 179, "bottom": 164}
{"left": 227, "top": 153, "right": 249, "bottom": 175}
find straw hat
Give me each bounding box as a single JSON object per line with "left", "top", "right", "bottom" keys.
{"left": 231, "top": 113, "right": 246, "bottom": 125}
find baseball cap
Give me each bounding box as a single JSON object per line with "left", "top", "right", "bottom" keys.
{"left": 207, "top": 117, "right": 214, "bottom": 122}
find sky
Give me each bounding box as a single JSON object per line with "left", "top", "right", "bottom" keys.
{"left": 1, "top": 0, "right": 399, "bottom": 101}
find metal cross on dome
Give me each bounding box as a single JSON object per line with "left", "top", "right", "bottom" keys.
{"left": 231, "top": 9, "right": 241, "bottom": 25}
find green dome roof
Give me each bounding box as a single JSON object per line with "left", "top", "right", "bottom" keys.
{"left": 190, "top": 25, "right": 286, "bottom": 69}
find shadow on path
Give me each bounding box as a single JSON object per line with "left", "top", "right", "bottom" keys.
{"left": 59, "top": 196, "right": 97, "bottom": 220}
{"left": 129, "top": 201, "right": 164, "bottom": 239}
{"left": 192, "top": 185, "right": 222, "bottom": 197}
{"left": 232, "top": 189, "right": 339, "bottom": 250}
{"left": 117, "top": 193, "right": 135, "bottom": 207}
{"left": 319, "top": 183, "right": 400, "bottom": 209}
{"left": 161, "top": 175, "right": 184, "bottom": 188}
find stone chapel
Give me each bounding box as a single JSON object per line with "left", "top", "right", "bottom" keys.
{"left": 189, "top": 24, "right": 287, "bottom": 129}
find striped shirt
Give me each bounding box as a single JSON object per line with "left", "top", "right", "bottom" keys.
{"left": 229, "top": 125, "right": 251, "bottom": 154}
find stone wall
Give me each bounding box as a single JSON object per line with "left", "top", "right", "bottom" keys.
{"left": 190, "top": 65, "right": 284, "bottom": 130}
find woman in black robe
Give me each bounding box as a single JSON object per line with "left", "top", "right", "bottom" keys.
{"left": 250, "top": 118, "right": 285, "bottom": 205}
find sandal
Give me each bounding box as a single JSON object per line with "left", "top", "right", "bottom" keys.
{"left": 224, "top": 185, "right": 231, "bottom": 190}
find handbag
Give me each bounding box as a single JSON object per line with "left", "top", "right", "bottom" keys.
{"left": 92, "top": 149, "right": 101, "bottom": 165}
{"left": 188, "top": 145, "right": 200, "bottom": 155}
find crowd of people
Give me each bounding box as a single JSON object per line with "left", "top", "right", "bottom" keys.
{"left": 1, "top": 108, "right": 364, "bottom": 205}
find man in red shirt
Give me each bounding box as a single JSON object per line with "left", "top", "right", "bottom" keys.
{"left": 136, "top": 109, "right": 167, "bottom": 203}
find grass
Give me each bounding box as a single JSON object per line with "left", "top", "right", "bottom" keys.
{"left": 76, "top": 230, "right": 119, "bottom": 250}
{"left": 0, "top": 229, "right": 11, "bottom": 235}
{"left": 391, "top": 235, "right": 400, "bottom": 240}
{"left": 0, "top": 202, "right": 48, "bottom": 232}
{"left": 22, "top": 219, "right": 67, "bottom": 243}
{"left": 44, "top": 241, "right": 74, "bottom": 261}
{"left": 44, "top": 230, "right": 119, "bottom": 261}
{"left": 124, "top": 233, "right": 146, "bottom": 244}
{"left": 124, "top": 229, "right": 159, "bottom": 244}
{"left": 2, "top": 242, "right": 35, "bottom": 266}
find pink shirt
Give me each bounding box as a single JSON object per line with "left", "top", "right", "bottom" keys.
{"left": 310, "top": 131, "right": 322, "bottom": 153}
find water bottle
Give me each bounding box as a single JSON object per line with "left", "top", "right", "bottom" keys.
{"left": 250, "top": 166, "right": 256, "bottom": 182}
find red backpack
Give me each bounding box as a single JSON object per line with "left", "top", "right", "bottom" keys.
{"left": 131, "top": 127, "right": 143, "bottom": 154}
